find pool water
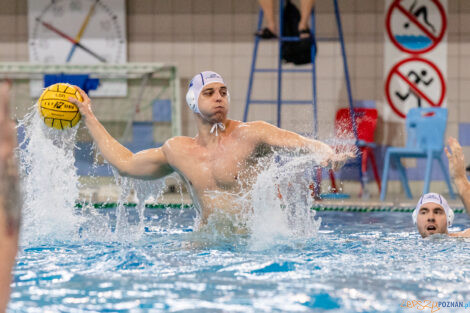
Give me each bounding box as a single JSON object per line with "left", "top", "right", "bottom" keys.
{"left": 11, "top": 109, "right": 470, "bottom": 313}
{"left": 9, "top": 208, "right": 470, "bottom": 313}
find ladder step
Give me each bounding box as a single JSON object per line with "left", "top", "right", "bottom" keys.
{"left": 249, "top": 100, "right": 314, "bottom": 105}
{"left": 255, "top": 68, "right": 312, "bottom": 73}
{"left": 258, "top": 36, "right": 339, "bottom": 42}
{"left": 279, "top": 36, "right": 303, "bottom": 42}
{"left": 317, "top": 37, "right": 341, "bottom": 42}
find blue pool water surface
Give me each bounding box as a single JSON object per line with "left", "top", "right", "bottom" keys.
{"left": 9, "top": 208, "right": 470, "bottom": 313}
{"left": 13, "top": 112, "right": 470, "bottom": 312}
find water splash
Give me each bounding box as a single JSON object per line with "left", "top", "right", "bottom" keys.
{"left": 18, "top": 109, "right": 82, "bottom": 243}
{"left": 182, "top": 148, "right": 336, "bottom": 250}
{"left": 17, "top": 107, "right": 354, "bottom": 248}
{"left": 72, "top": 152, "right": 168, "bottom": 242}
{"left": 247, "top": 153, "right": 323, "bottom": 250}
{"left": 110, "top": 173, "right": 165, "bottom": 240}
{"left": 17, "top": 107, "right": 167, "bottom": 244}
{"left": 181, "top": 138, "right": 357, "bottom": 250}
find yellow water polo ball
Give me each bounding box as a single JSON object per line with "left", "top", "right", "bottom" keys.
{"left": 38, "top": 83, "right": 82, "bottom": 130}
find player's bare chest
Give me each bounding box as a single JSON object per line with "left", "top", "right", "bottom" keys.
{"left": 179, "top": 144, "right": 253, "bottom": 189}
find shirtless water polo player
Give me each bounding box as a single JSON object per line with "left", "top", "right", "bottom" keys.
{"left": 70, "top": 71, "right": 350, "bottom": 225}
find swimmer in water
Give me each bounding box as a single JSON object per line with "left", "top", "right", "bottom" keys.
{"left": 0, "top": 81, "right": 21, "bottom": 313}
{"left": 69, "top": 71, "right": 351, "bottom": 227}
{"left": 413, "top": 193, "right": 470, "bottom": 238}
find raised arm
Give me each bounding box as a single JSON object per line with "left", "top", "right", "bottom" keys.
{"left": 248, "top": 121, "right": 351, "bottom": 170}
{"left": 69, "top": 87, "right": 173, "bottom": 179}
{"left": 445, "top": 137, "right": 470, "bottom": 214}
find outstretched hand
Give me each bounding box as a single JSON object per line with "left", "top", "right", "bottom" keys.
{"left": 324, "top": 151, "right": 355, "bottom": 172}
{"left": 68, "top": 85, "right": 94, "bottom": 121}
{"left": 445, "top": 136, "right": 466, "bottom": 180}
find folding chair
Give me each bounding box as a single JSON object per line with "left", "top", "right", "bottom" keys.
{"left": 380, "top": 107, "right": 456, "bottom": 201}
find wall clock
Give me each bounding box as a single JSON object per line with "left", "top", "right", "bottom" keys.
{"left": 28, "top": 0, "right": 127, "bottom": 96}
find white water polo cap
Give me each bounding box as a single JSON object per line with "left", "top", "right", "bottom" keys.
{"left": 412, "top": 193, "right": 454, "bottom": 227}
{"left": 185, "top": 71, "right": 226, "bottom": 114}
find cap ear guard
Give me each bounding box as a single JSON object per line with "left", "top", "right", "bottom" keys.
{"left": 185, "top": 88, "right": 199, "bottom": 114}
{"left": 412, "top": 208, "right": 418, "bottom": 225}
{"left": 447, "top": 208, "right": 454, "bottom": 227}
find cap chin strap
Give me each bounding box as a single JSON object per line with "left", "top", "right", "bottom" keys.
{"left": 210, "top": 122, "right": 225, "bottom": 136}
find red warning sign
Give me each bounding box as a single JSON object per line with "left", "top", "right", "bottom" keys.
{"left": 386, "top": 0, "right": 447, "bottom": 54}
{"left": 385, "top": 56, "right": 446, "bottom": 119}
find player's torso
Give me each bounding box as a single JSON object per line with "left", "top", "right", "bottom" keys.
{"left": 166, "top": 128, "right": 271, "bottom": 218}
{"left": 176, "top": 136, "right": 257, "bottom": 191}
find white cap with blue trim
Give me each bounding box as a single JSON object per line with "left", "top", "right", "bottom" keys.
{"left": 185, "top": 71, "right": 226, "bottom": 114}
{"left": 412, "top": 192, "right": 454, "bottom": 227}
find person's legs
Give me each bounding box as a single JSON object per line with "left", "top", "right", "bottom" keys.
{"left": 298, "top": 0, "right": 315, "bottom": 38}
{"left": 257, "top": 0, "right": 277, "bottom": 37}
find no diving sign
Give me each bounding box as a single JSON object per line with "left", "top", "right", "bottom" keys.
{"left": 386, "top": 0, "right": 447, "bottom": 54}
{"left": 385, "top": 57, "right": 445, "bottom": 118}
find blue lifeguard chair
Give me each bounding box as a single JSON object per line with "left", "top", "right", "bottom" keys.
{"left": 243, "top": 0, "right": 359, "bottom": 197}
{"left": 243, "top": 0, "right": 357, "bottom": 135}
